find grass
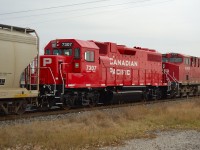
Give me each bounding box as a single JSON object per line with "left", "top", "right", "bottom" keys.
{"left": 0, "top": 98, "right": 200, "bottom": 150}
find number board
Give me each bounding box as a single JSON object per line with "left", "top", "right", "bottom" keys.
{"left": 62, "top": 42, "right": 73, "bottom": 47}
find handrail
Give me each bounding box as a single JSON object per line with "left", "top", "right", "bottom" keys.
{"left": 59, "top": 63, "right": 70, "bottom": 95}
{"left": 164, "top": 69, "right": 178, "bottom": 83}
{"left": 29, "top": 64, "right": 32, "bottom": 91}
{"left": 40, "top": 67, "right": 57, "bottom": 95}
{"left": 164, "top": 69, "right": 179, "bottom": 93}
{"left": 25, "top": 30, "right": 40, "bottom": 93}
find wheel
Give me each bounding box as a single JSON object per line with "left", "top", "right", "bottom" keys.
{"left": 88, "top": 98, "right": 97, "bottom": 107}
{"left": 63, "top": 94, "right": 75, "bottom": 109}
{"left": 143, "top": 90, "right": 150, "bottom": 101}
{"left": 38, "top": 96, "right": 50, "bottom": 111}
{"left": 88, "top": 92, "right": 99, "bottom": 107}
{"left": 155, "top": 89, "right": 162, "bottom": 100}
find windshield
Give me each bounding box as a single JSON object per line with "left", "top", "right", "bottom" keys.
{"left": 162, "top": 58, "right": 168, "bottom": 62}
{"left": 169, "top": 57, "right": 183, "bottom": 63}
{"left": 53, "top": 49, "right": 72, "bottom": 56}
{"left": 63, "top": 49, "right": 72, "bottom": 56}
{"left": 162, "top": 57, "right": 183, "bottom": 63}
{"left": 53, "top": 49, "right": 62, "bottom": 55}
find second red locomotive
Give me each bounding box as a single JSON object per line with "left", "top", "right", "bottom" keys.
{"left": 162, "top": 53, "right": 200, "bottom": 97}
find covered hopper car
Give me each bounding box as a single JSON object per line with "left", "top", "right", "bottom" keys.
{"left": 0, "top": 24, "right": 39, "bottom": 114}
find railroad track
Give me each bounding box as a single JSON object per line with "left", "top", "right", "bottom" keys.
{"left": 0, "top": 96, "right": 198, "bottom": 122}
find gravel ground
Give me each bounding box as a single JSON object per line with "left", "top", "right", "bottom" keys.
{"left": 0, "top": 112, "right": 85, "bottom": 127}
{"left": 100, "top": 130, "right": 200, "bottom": 150}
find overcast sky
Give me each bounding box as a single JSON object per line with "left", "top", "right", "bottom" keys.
{"left": 0, "top": 0, "right": 199, "bottom": 56}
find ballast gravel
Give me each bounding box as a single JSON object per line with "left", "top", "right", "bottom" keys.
{"left": 100, "top": 130, "right": 200, "bottom": 150}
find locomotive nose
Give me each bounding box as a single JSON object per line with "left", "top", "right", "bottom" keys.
{"left": 40, "top": 55, "right": 69, "bottom": 84}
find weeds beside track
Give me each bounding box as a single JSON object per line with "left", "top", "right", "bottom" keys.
{"left": 0, "top": 96, "right": 198, "bottom": 122}
{"left": 0, "top": 97, "right": 199, "bottom": 149}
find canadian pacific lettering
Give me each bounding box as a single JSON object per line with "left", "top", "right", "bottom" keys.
{"left": 110, "top": 68, "right": 130, "bottom": 75}
{"left": 109, "top": 58, "right": 138, "bottom": 67}
{"left": 109, "top": 58, "right": 137, "bottom": 75}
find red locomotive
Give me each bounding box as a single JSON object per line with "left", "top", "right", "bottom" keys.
{"left": 39, "top": 39, "right": 200, "bottom": 108}
{"left": 162, "top": 53, "right": 200, "bottom": 97}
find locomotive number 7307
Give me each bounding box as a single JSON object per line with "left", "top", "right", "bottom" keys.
{"left": 86, "top": 65, "right": 97, "bottom": 72}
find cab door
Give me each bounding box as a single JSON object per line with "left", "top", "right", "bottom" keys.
{"left": 82, "top": 48, "right": 99, "bottom": 87}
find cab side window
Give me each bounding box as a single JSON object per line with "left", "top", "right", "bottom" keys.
{"left": 74, "top": 48, "right": 80, "bottom": 59}
{"left": 85, "top": 51, "right": 94, "bottom": 62}
{"left": 184, "top": 58, "right": 190, "bottom": 65}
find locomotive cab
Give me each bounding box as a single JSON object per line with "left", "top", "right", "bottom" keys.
{"left": 40, "top": 40, "right": 76, "bottom": 85}
{"left": 162, "top": 53, "right": 189, "bottom": 83}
